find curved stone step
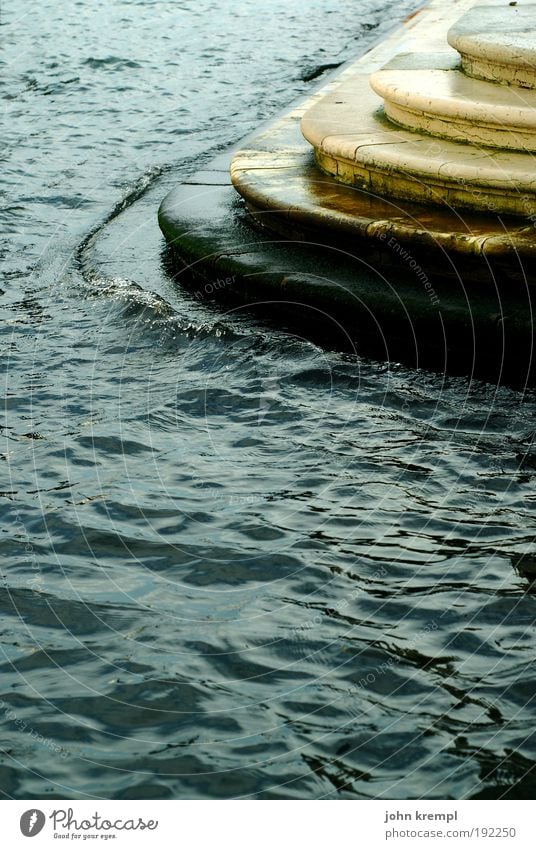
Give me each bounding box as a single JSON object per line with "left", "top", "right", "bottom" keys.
{"left": 160, "top": 0, "right": 536, "bottom": 382}
{"left": 370, "top": 52, "right": 536, "bottom": 151}
{"left": 447, "top": 4, "right": 536, "bottom": 88}
{"left": 300, "top": 74, "right": 536, "bottom": 216}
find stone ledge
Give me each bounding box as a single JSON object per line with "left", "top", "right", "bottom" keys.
{"left": 447, "top": 3, "right": 536, "bottom": 87}
{"left": 159, "top": 159, "right": 536, "bottom": 383}
{"left": 158, "top": 0, "right": 536, "bottom": 382}
{"left": 231, "top": 147, "right": 536, "bottom": 273}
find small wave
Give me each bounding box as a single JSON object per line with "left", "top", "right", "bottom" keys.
{"left": 83, "top": 57, "right": 142, "bottom": 70}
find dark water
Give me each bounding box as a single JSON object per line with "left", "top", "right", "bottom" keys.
{"left": 2, "top": 0, "right": 536, "bottom": 800}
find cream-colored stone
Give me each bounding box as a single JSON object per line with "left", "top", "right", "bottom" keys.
{"left": 228, "top": 0, "right": 536, "bottom": 274}
{"left": 301, "top": 75, "right": 536, "bottom": 216}
{"left": 460, "top": 55, "right": 536, "bottom": 89}
{"left": 447, "top": 4, "right": 536, "bottom": 87}
{"left": 370, "top": 59, "right": 536, "bottom": 150}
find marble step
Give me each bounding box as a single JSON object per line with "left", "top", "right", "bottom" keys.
{"left": 300, "top": 73, "right": 536, "bottom": 216}
{"left": 370, "top": 52, "right": 536, "bottom": 151}
{"left": 447, "top": 3, "right": 536, "bottom": 88}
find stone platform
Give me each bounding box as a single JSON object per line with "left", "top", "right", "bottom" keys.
{"left": 158, "top": 0, "right": 536, "bottom": 383}
{"left": 300, "top": 74, "right": 536, "bottom": 216}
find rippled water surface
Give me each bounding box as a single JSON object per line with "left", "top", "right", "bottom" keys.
{"left": 2, "top": 0, "right": 536, "bottom": 800}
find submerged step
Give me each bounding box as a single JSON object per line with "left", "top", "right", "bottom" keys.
{"left": 370, "top": 52, "right": 536, "bottom": 151}
{"left": 447, "top": 3, "right": 536, "bottom": 88}
{"left": 300, "top": 74, "right": 536, "bottom": 216}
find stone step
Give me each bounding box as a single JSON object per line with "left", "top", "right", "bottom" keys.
{"left": 447, "top": 3, "right": 536, "bottom": 88}
{"left": 300, "top": 73, "right": 536, "bottom": 216}
{"left": 370, "top": 52, "right": 536, "bottom": 151}
{"left": 160, "top": 0, "right": 536, "bottom": 382}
